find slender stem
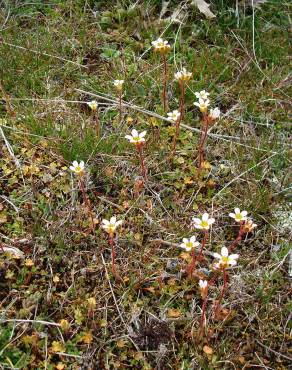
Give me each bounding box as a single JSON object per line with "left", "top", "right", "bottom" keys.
{"left": 188, "top": 248, "right": 196, "bottom": 278}
{"left": 79, "top": 177, "right": 95, "bottom": 232}
{"left": 118, "top": 91, "right": 122, "bottom": 123}
{"left": 109, "top": 234, "right": 116, "bottom": 275}
{"left": 197, "top": 114, "right": 209, "bottom": 173}
{"left": 137, "top": 144, "right": 147, "bottom": 182}
{"left": 94, "top": 111, "right": 99, "bottom": 137}
{"left": 162, "top": 54, "right": 168, "bottom": 112}
{"left": 228, "top": 223, "right": 244, "bottom": 253}
{"left": 171, "top": 82, "right": 185, "bottom": 158}
{"left": 214, "top": 268, "right": 228, "bottom": 317}
{"left": 200, "top": 295, "right": 208, "bottom": 335}
{"left": 179, "top": 82, "right": 185, "bottom": 121}
{"left": 198, "top": 231, "right": 208, "bottom": 260}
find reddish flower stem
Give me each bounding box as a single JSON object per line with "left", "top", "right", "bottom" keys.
{"left": 200, "top": 294, "right": 208, "bottom": 335}
{"left": 188, "top": 248, "right": 196, "bottom": 279}
{"left": 197, "top": 114, "right": 210, "bottom": 174}
{"left": 137, "top": 144, "right": 147, "bottom": 182}
{"left": 109, "top": 234, "right": 116, "bottom": 275}
{"left": 188, "top": 231, "right": 208, "bottom": 278}
{"left": 118, "top": 91, "right": 122, "bottom": 123}
{"left": 228, "top": 222, "right": 244, "bottom": 253}
{"left": 214, "top": 267, "right": 228, "bottom": 317}
{"left": 162, "top": 54, "right": 168, "bottom": 112}
{"left": 198, "top": 231, "right": 208, "bottom": 260}
{"left": 93, "top": 111, "right": 100, "bottom": 137}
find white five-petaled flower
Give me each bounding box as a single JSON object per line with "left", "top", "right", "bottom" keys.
{"left": 193, "top": 213, "right": 215, "bottom": 230}
{"left": 194, "top": 98, "right": 210, "bottom": 113}
{"left": 180, "top": 236, "right": 200, "bottom": 252}
{"left": 209, "top": 107, "right": 221, "bottom": 120}
{"left": 229, "top": 208, "right": 248, "bottom": 223}
{"left": 101, "top": 216, "right": 123, "bottom": 235}
{"left": 195, "top": 90, "right": 210, "bottom": 100}
{"left": 243, "top": 219, "right": 257, "bottom": 233}
{"left": 87, "top": 100, "right": 98, "bottom": 111}
{"left": 113, "top": 80, "right": 124, "bottom": 91}
{"left": 125, "top": 129, "right": 147, "bottom": 145}
{"left": 70, "top": 160, "right": 85, "bottom": 175}
{"left": 151, "top": 38, "right": 171, "bottom": 53}
{"left": 213, "top": 247, "right": 239, "bottom": 269}
{"left": 167, "top": 110, "right": 181, "bottom": 123}
{"left": 174, "top": 68, "right": 192, "bottom": 82}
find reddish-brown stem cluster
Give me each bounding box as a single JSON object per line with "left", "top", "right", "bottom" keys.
{"left": 136, "top": 143, "right": 147, "bottom": 182}
{"left": 162, "top": 54, "right": 168, "bottom": 112}
{"left": 199, "top": 223, "right": 246, "bottom": 335}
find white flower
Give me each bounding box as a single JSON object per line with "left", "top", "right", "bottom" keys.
{"left": 195, "top": 90, "right": 210, "bottom": 100}
{"left": 151, "top": 38, "right": 171, "bottom": 53}
{"left": 243, "top": 219, "right": 257, "bottom": 233}
{"left": 229, "top": 208, "right": 248, "bottom": 222}
{"left": 199, "top": 279, "right": 208, "bottom": 290}
{"left": 194, "top": 98, "right": 210, "bottom": 113}
{"left": 192, "top": 213, "right": 215, "bottom": 230}
{"left": 101, "top": 216, "right": 123, "bottom": 235}
{"left": 213, "top": 247, "right": 239, "bottom": 269}
{"left": 180, "top": 236, "right": 200, "bottom": 252}
{"left": 125, "top": 129, "right": 147, "bottom": 145}
{"left": 167, "top": 110, "right": 181, "bottom": 123}
{"left": 87, "top": 100, "right": 98, "bottom": 111}
{"left": 209, "top": 107, "right": 220, "bottom": 120}
{"left": 113, "top": 80, "right": 124, "bottom": 91}
{"left": 174, "top": 68, "right": 192, "bottom": 82}
{"left": 70, "top": 160, "right": 85, "bottom": 175}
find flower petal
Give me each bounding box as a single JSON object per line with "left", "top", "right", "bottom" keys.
{"left": 229, "top": 254, "right": 239, "bottom": 260}
{"left": 221, "top": 247, "right": 229, "bottom": 257}
{"left": 73, "top": 160, "right": 78, "bottom": 167}
{"left": 182, "top": 238, "right": 188, "bottom": 244}
{"left": 102, "top": 219, "right": 110, "bottom": 225}
{"left": 110, "top": 216, "right": 116, "bottom": 224}
{"left": 192, "top": 218, "right": 201, "bottom": 224}
{"left": 234, "top": 207, "right": 240, "bottom": 214}
{"left": 208, "top": 218, "right": 215, "bottom": 224}
{"left": 139, "top": 131, "right": 147, "bottom": 138}
{"left": 213, "top": 253, "right": 221, "bottom": 259}
{"left": 242, "top": 210, "right": 248, "bottom": 217}
{"left": 132, "top": 129, "right": 138, "bottom": 137}
{"left": 202, "top": 213, "right": 209, "bottom": 221}
{"left": 229, "top": 213, "right": 235, "bottom": 218}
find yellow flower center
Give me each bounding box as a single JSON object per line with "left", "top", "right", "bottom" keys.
{"left": 186, "top": 242, "right": 193, "bottom": 248}
{"left": 201, "top": 220, "right": 209, "bottom": 228}
{"left": 75, "top": 166, "right": 82, "bottom": 173}
{"left": 235, "top": 214, "right": 242, "bottom": 220}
